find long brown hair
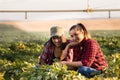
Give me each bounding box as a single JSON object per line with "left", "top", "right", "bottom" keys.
{"left": 69, "top": 23, "right": 91, "bottom": 39}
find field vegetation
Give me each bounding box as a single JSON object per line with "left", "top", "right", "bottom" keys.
{"left": 0, "top": 24, "right": 120, "bottom": 80}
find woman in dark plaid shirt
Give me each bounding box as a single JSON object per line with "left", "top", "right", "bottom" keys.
{"left": 37, "top": 26, "right": 69, "bottom": 66}
{"left": 59, "top": 23, "right": 108, "bottom": 78}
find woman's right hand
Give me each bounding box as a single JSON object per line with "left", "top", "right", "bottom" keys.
{"left": 67, "top": 41, "right": 79, "bottom": 47}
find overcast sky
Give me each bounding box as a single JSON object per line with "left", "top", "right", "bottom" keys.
{"left": 0, "top": 0, "right": 120, "bottom": 20}
{"left": 0, "top": 0, "right": 120, "bottom": 10}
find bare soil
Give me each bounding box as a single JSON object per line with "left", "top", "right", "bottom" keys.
{"left": 0, "top": 18, "right": 120, "bottom": 32}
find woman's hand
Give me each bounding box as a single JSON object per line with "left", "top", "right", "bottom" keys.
{"left": 55, "top": 61, "right": 67, "bottom": 65}
{"left": 67, "top": 41, "right": 79, "bottom": 47}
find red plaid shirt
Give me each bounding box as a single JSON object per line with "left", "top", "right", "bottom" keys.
{"left": 69, "top": 39, "right": 108, "bottom": 70}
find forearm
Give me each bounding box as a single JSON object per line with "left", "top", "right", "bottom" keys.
{"left": 65, "top": 61, "right": 83, "bottom": 68}
{"left": 60, "top": 46, "right": 69, "bottom": 60}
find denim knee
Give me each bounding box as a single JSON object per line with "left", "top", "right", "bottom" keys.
{"left": 77, "top": 66, "right": 91, "bottom": 78}
{"left": 78, "top": 66, "right": 87, "bottom": 73}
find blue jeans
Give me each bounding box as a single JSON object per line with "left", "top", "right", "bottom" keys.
{"left": 78, "top": 66, "right": 101, "bottom": 78}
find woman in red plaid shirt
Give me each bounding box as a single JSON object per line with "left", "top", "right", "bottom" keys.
{"left": 59, "top": 23, "right": 108, "bottom": 78}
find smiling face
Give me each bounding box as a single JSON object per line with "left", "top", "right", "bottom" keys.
{"left": 69, "top": 28, "right": 84, "bottom": 43}
{"left": 52, "top": 36, "right": 62, "bottom": 47}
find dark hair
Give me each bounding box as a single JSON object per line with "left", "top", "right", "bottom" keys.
{"left": 44, "top": 36, "right": 67, "bottom": 50}
{"left": 69, "top": 23, "right": 91, "bottom": 39}
{"left": 44, "top": 38, "right": 54, "bottom": 46}
{"left": 69, "top": 25, "right": 76, "bottom": 31}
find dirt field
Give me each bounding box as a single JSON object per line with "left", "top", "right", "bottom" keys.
{"left": 0, "top": 18, "right": 120, "bottom": 32}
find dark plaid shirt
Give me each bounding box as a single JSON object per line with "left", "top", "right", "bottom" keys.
{"left": 39, "top": 40, "right": 69, "bottom": 65}
{"left": 70, "top": 39, "right": 108, "bottom": 70}
{"left": 38, "top": 41, "right": 55, "bottom": 65}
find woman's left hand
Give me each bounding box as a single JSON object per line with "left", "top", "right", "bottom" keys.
{"left": 55, "top": 61, "right": 67, "bottom": 65}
